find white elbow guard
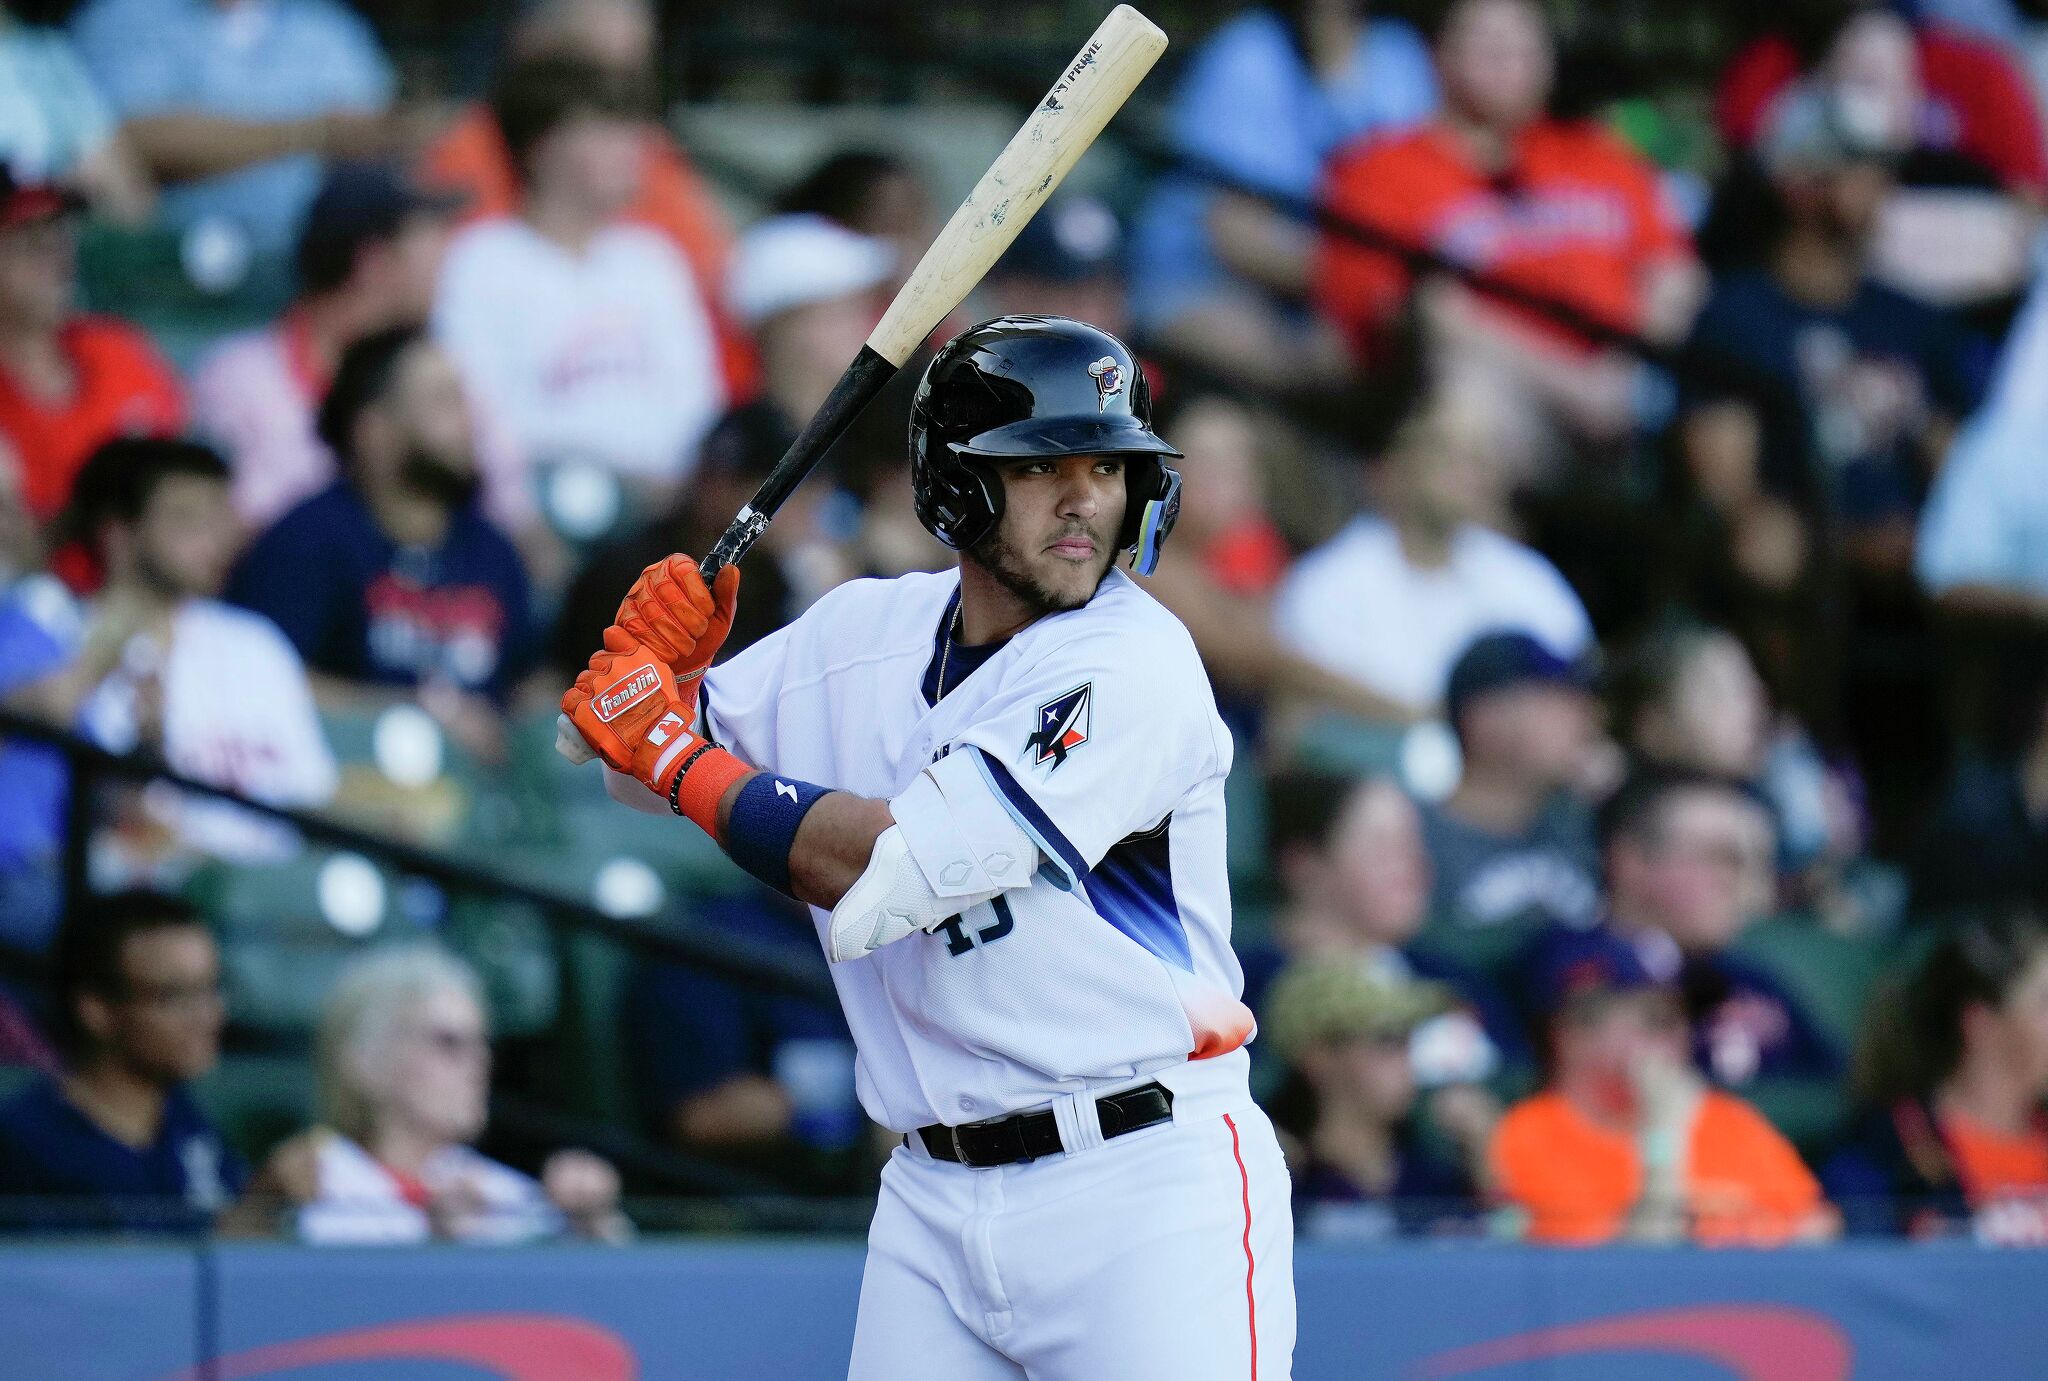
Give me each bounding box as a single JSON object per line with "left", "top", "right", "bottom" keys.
{"left": 824, "top": 756, "right": 1038, "bottom": 964}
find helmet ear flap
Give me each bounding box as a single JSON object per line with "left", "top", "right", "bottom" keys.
{"left": 1127, "top": 462, "right": 1181, "bottom": 576}
{"left": 943, "top": 450, "right": 1004, "bottom": 552}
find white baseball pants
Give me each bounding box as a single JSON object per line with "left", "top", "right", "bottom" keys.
{"left": 847, "top": 1097, "right": 1295, "bottom": 1381}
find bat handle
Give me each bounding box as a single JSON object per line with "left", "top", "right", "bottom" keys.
{"left": 697, "top": 504, "right": 772, "bottom": 583}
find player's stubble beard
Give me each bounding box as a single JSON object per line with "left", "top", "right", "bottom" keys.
{"left": 967, "top": 515, "right": 1118, "bottom": 620}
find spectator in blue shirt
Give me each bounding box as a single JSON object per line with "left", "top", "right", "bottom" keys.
{"left": 67, "top": 0, "right": 406, "bottom": 254}
{"left": 0, "top": 889, "right": 244, "bottom": 1233}
{"left": 228, "top": 324, "right": 536, "bottom": 759}
{"left": 625, "top": 893, "right": 862, "bottom": 1189}
{"left": 0, "top": 435, "right": 76, "bottom": 952}
{"left": 1129, "top": 0, "right": 1437, "bottom": 392}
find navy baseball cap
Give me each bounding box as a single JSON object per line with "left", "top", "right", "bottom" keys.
{"left": 1445, "top": 630, "right": 1596, "bottom": 725}
{"left": 295, "top": 162, "right": 463, "bottom": 291}
{"left": 1528, "top": 926, "right": 1678, "bottom": 1020}
{"left": 995, "top": 196, "right": 1122, "bottom": 282}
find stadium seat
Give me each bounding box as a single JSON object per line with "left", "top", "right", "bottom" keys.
{"left": 191, "top": 1051, "right": 314, "bottom": 1167}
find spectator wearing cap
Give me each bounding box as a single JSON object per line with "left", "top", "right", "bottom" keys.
{"left": 417, "top": 0, "right": 753, "bottom": 400}
{"left": 6, "top": 437, "right": 336, "bottom": 890}
{"left": 1316, "top": 0, "right": 1702, "bottom": 453}
{"left": 67, "top": 0, "right": 407, "bottom": 255}
{"left": 1824, "top": 912, "right": 2048, "bottom": 1240}
{"left": 1259, "top": 769, "right": 1525, "bottom": 1078}
{"left": 1262, "top": 958, "right": 1477, "bottom": 1241}
{"left": 0, "top": 890, "right": 244, "bottom": 1233}
{"left": 1415, "top": 631, "right": 1603, "bottom": 940}
{"left": 227, "top": 326, "right": 536, "bottom": 762}
{"left": 1274, "top": 358, "right": 1592, "bottom": 720}
{"left": 1528, "top": 770, "right": 1841, "bottom": 1105}
{"left": 551, "top": 402, "right": 801, "bottom": 678}
{"left": 1129, "top": 0, "right": 1438, "bottom": 394}
{"left": 1488, "top": 925, "right": 1832, "bottom": 1245}
{"left": 0, "top": 6, "right": 152, "bottom": 221}
{"left": 0, "top": 168, "right": 183, "bottom": 527}
{"left": 726, "top": 211, "right": 915, "bottom": 601}
{"left": 189, "top": 162, "right": 483, "bottom": 529}
{"left": 432, "top": 56, "right": 725, "bottom": 496}
{"left": 981, "top": 196, "right": 1131, "bottom": 339}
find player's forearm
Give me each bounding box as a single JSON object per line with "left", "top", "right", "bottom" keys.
{"left": 719, "top": 777, "right": 893, "bottom": 910}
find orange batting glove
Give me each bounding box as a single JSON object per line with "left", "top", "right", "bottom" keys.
{"left": 561, "top": 629, "right": 751, "bottom": 832}
{"left": 615, "top": 556, "right": 740, "bottom": 684}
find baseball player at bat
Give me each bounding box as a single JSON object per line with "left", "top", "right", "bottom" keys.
{"left": 562, "top": 316, "right": 1294, "bottom": 1379}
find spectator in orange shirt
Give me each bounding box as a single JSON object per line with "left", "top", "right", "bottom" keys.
{"left": 0, "top": 168, "right": 182, "bottom": 526}
{"left": 1488, "top": 926, "right": 1835, "bottom": 1245}
{"left": 1315, "top": 0, "right": 1702, "bottom": 453}
{"left": 1825, "top": 912, "right": 2048, "bottom": 1241}
{"left": 415, "top": 0, "right": 752, "bottom": 399}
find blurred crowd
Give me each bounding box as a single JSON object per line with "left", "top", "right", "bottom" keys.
{"left": 1, "top": 0, "right": 2048, "bottom": 1248}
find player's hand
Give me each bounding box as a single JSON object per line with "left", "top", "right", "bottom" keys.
{"left": 615, "top": 556, "right": 740, "bottom": 682}
{"left": 561, "top": 629, "right": 702, "bottom": 795}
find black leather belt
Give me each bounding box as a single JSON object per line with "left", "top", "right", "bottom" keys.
{"left": 916, "top": 1082, "right": 1174, "bottom": 1168}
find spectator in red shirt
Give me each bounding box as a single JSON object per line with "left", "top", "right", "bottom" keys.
{"left": 1315, "top": 0, "right": 1701, "bottom": 450}
{"left": 1718, "top": 3, "right": 2048, "bottom": 197}
{"left": 0, "top": 168, "right": 182, "bottom": 525}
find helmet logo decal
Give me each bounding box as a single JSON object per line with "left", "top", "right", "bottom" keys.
{"left": 1086, "top": 356, "right": 1124, "bottom": 412}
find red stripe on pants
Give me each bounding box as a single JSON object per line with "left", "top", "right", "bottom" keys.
{"left": 1224, "top": 1113, "right": 1257, "bottom": 1380}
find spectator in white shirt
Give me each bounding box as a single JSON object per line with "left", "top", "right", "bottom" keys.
{"left": 1275, "top": 366, "right": 1591, "bottom": 716}
{"left": 432, "top": 55, "right": 725, "bottom": 501}
{"left": 10, "top": 437, "right": 336, "bottom": 864}
{"left": 231, "top": 945, "right": 628, "bottom": 1244}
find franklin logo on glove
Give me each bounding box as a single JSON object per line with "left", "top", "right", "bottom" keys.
{"left": 595, "top": 666, "right": 663, "bottom": 722}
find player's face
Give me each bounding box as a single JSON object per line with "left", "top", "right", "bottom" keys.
{"left": 1437, "top": 0, "right": 1553, "bottom": 131}
{"left": 971, "top": 453, "right": 1127, "bottom": 616}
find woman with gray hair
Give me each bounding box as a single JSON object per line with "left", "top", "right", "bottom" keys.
{"left": 235, "top": 945, "right": 628, "bottom": 1243}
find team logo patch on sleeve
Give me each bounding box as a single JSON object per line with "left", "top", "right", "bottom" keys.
{"left": 1026, "top": 682, "right": 1091, "bottom": 768}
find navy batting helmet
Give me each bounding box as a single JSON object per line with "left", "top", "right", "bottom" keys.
{"left": 909, "top": 316, "right": 1183, "bottom": 574}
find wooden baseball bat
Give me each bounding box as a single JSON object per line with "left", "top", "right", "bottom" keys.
{"left": 558, "top": 5, "right": 1168, "bottom": 763}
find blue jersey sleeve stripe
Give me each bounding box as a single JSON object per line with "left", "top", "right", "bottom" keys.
{"left": 972, "top": 748, "right": 1087, "bottom": 888}
{"left": 1083, "top": 827, "right": 1191, "bottom": 971}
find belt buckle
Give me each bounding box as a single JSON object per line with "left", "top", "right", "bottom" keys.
{"left": 949, "top": 1125, "right": 970, "bottom": 1165}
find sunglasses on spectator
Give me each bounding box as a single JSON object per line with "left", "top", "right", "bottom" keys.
{"left": 412, "top": 1024, "right": 489, "bottom": 1059}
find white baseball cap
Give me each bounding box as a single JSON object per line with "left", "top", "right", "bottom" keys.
{"left": 727, "top": 213, "right": 896, "bottom": 327}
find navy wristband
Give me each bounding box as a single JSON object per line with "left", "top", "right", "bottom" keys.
{"left": 724, "top": 772, "right": 832, "bottom": 896}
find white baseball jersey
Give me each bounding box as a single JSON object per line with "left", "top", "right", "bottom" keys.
{"left": 696, "top": 566, "right": 1253, "bottom": 1134}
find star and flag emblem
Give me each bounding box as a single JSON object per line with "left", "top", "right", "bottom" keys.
{"left": 1026, "top": 682, "right": 1092, "bottom": 769}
